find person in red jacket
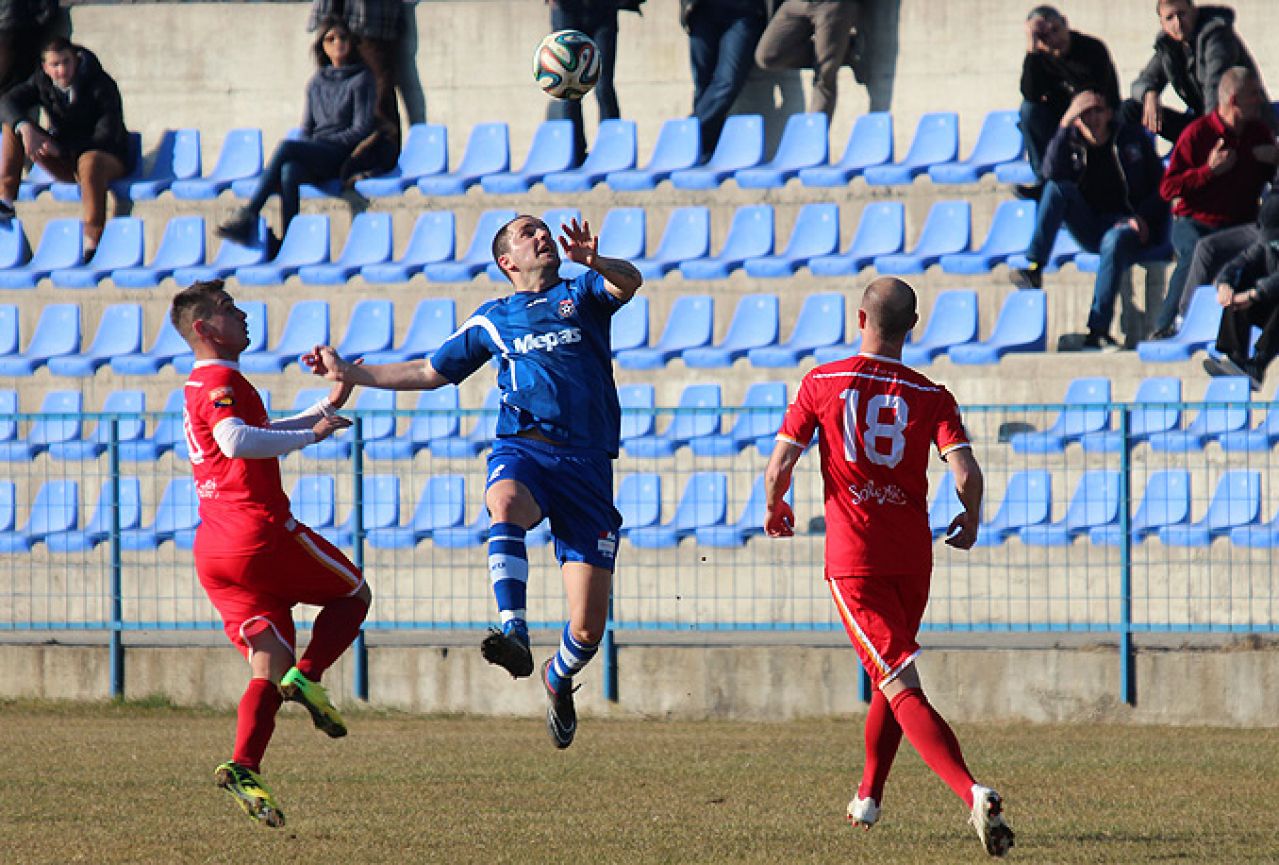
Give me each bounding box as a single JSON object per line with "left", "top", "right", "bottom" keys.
{"left": 1151, "top": 66, "right": 1278, "bottom": 339}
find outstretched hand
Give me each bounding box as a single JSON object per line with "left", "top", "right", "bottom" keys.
{"left": 302, "top": 345, "right": 348, "bottom": 382}
{"left": 559, "top": 217, "right": 598, "bottom": 267}
{"left": 311, "top": 414, "right": 352, "bottom": 443}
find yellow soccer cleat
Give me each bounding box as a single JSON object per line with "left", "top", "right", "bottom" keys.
{"left": 280, "top": 667, "right": 348, "bottom": 738}
{"left": 215, "top": 761, "right": 285, "bottom": 828}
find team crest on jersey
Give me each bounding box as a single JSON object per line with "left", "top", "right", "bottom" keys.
{"left": 557, "top": 298, "right": 576, "bottom": 319}
{"left": 209, "top": 386, "right": 234, "bottom": 407}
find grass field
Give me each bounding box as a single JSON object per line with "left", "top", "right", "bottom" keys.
{"left": 2, "top": 699, "right": 1277, "bottom": 865}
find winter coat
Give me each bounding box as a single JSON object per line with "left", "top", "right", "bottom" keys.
{"left": 1130, "top": 5, "right": 1262, "bottom": 117}
{"left": 301, "top": 62, "right": 378, "bottom": 156}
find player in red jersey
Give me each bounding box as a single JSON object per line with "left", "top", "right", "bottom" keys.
{"left": 764, "top": 277, "right": 1014, "bottom": 857}
{"left": 171, "top": 280, "right": 372, "bottom": 827}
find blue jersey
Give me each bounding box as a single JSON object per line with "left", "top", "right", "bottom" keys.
{"left": 430, "top": 271, "right": 627, "bottom": 455}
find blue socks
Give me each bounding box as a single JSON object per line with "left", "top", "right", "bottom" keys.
{"left": 547, "top": 621, "right": 598, "bottom": 692}
{"left": 488, "top": 522, "right": 528, "bottom": 630}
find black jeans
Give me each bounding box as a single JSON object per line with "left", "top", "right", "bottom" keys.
{"left": 687, "top": 6, "right": 766, "bottom": 160}
{"left": 1216, "top": 294, "right": 1279, "bottom": 376}
{"left": 549, "top": 2, "right": 621, "bottom": 163}
{"left": 247, "top": 138, "right": 347, "bottom": 232}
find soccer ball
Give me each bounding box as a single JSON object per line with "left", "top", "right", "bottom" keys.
{"left": 532, "top": 30, "right": 601, "bottom": 101}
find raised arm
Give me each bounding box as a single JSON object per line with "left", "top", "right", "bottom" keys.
{"left": 560, "top": 217, "right": 643, "bottom": 303}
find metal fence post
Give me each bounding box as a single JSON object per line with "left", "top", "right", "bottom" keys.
{"left": 602, "top": 593, "right": 618, "bottom": 702}
{"left": 1118, "top": 407, "right": 1135, "bottom": 705}
{"left": 108, "top": 418, "right": 124, "bottom": 699}
{"left": 351, "top": 416, "right": 369, "bottom": 702}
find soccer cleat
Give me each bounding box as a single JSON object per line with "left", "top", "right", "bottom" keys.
{"left": 215, "top": 761, "right": 285, "bottom": 828}
{"left": 279, "top": 667, "right": 348, "bottom": 738}
{"left": 969, "top": 786, "right": 1015, "bottom": 857}
{"left": 846, "top": 795, "right": 880, "bottom": 830}
{"left": 480, "top": 621, "right": 534, "bottom": 679}
{"left": 540, "top": 657, "right": 578, "bottom": 749}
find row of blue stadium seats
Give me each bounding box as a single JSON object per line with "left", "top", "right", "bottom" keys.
{"left": 11, "top": 111, "right": 1032, "bottom": 206}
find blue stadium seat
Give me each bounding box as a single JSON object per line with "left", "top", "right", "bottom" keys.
{"left": 543, "top": 119, "right": 638, "bottom": 192}
{"left": 240, "top": 299, "right": 329, "bottom": 374}
{"left": 356, "top": 123, "right": 448, "bottom": 197}
{"left": 928, "top": 110, "right": 1023, "bottom": 184}
{"left": 299, "top": 212, "right": 393, "bottom": 284}
{"left": 1148, "top": 376, "right": 1250, "bottom": 452}
{"left": 120, "top": 479, "right": 200, "bottom": 551}
{"left": 0, "top": 479, "right": 78, "bottom": 553}
{"left": 616, "top": 294, "right": 713, "bottom": 369}
{"left": 1220, "top": 386, "right": 1279, "bottom": 452}
{"left": 683, "top": 294, "right": 779, "bottom": 368}
{"left": 112, "top": 314, "right": 193, "bottom": 376}
{"left": 0, "top": 304, "right": 15, "bottom": 357}
{"left": 800, "top": 111, "right": 892, "bottom": 186}
{"left": 361, "top": 210, "right": 455, "bottom": 284}
{"left": 973, "top": 469, "right": 1051, "bottom": 546}
{"left": 900, "top": 290, "right": 978, "bottom": 366}
{"left": 606, "top": 117, "right": 700, "bottom": 191}
{"left": 812, "top": 334, "right": 864, "bottom": 364}
{"left": 50, "top": 133, "right": 144, "bottom": 201}
{"left": 995, "top": 159, "right": 1036, "bottom": 186}
{"left": 679, "top": 204, "right": 774, "bottom": 280}
{"left": 362, "top": 298, "right": 456, "bottom": 365}
{"left": 47, "top": 303, "right": 142, "bottom": 377}
{"left": 46, "top": 477, "right": 144, "bottom": 553}
{"left": 301, "top": 386, "right": 395, "bottom": 460}
{"left": 948, "top": 290, "right": 1046, "bottom": 365}
{"left": 172, "top": 217, "right": 270, "bottom": 284}
{"left": 749, "top": 291, "right": 845, "bottom": 367}
{"left": 1159, "top": 470, "right": 1260, "bottom": 547}
{"left": 288, "top": 475, "right": 336, "bottom": 534}
{"left": 119, "top": 389, "right": 186, "bottom": 463}
{"left": 432, "top": 501, "right": 490, "bottom": 548}
{"left": 498, "top": 207, "right": 581, "bottom": 280}
{"left": 809, "top": 201, "right": 906, "bottom": 276}
{"left": 431, "top": 388, "right": 499, "bottom": 458}
{"left": 629, "top": 472, "right": 728, "bottom": 548}
{"left": 328, "top": 475, "right": 400, "bottom": 548}
{"left": 1090, "top": 470, "right": 1191, "bottom": 546}
{"left": 691, "top": 381, "right": 787, "bottom": 457}
{"left": 864, "top": 112, "right": 958, "bottom": 185}
{"left": 0, "top": 218, "right": 80, "bottom": 289}
{"left": 49, "top": 390, "right": 146, "bottom": 461}
{"left": 1010, "top": 377, "right": 1111, "bottom": 454}
{"left": 626, "top": 384, "right": 721, "bottom": 458}
{"left": 0, "top": 483, "right": 11, "bottom": 540}
{"left": 0, "top": 304, "right": 79, "bottom": 376}
{"left": 1135, "top": 286, "right": 1221, "bottom": 362}
{"left": 333, "top": 299, "right": 395, "bottom": 363}
{"left": 669, "top": 114, "right": 765, "bottom": 190}
{"left": 1019, "top": 470, "right": 1121, "bottom": 546}
{"left": 424, "top": 209, "right": 518, "bottom": 282}
{"left": 0, "top": 390, "right": 82, "bottom": 462}
{"left": 1080, "top": 377, "right": 1181, "bottom": 452}
{"left": 874, "top": 200, "right": 971, "bottom": 274}
{"left": 618, "top": 383, "right": 656, "bottom": 445}
{"left": 236, "top": 213, "right": 330, "bottom": 285}
{"left": 1008, "top": 226, "right": 1084, "bottom": 272}
{"left": 49, "top": 217, "right": 144, "bottom": 288}
{"left": 481, "top": 119, "right": 575, "bottom": 193}
{"left": 610, "top": 294, "right": 649, "bottom": 355}
{"left": 112, "top": 215, "right": 206, "bottom": 288}
{"left": 940, "top": 200, "right": 1036, "bottom": 273}
{"left": 418, "top": 121, "right": 510, "bottom": 195}
{"left": 597, "top": 207, "right": 647, "bottom": 260}
{"left": 18, "top": 160, "right": 56, "bottom": 200}
{"left": 615, "top": 472, "right": 662, "bottom": 536}
{"left": 0, "top": 218, "right": 31, "bottom": 271}
{"left": 1230, "top": 503, "right": 1279, "bottom": 547}
{"left": 735, "top": 112, "right": 828, "bottom": 188}
{"left": 743, "top": 202, "right": 839, "bottom": 277}
{"left": 929, "top": 475, "right": 963, "bottom": 540}
{"left": 125, "top": 129, "right": 203, "bottom": 200}
{"left": 632, "top": 206, "right": 711, "bottom": 280}
{"left": 696, "top": 474, "right": 778, "bottom": 547}
{"left": 368, "top": 475, "right": 467, "bottom": 549}
{"left": 366, "top": 386, "right": 459, "bottom": 460}
{"left": 171, "top": 128, "right": 263, "bottom": 199}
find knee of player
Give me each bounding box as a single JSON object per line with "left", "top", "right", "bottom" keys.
{"left": 571, "top": 622, "right": 605, "bottom": 647}
{"left": 485, "top": 487, "right": 539, "bottom": 526}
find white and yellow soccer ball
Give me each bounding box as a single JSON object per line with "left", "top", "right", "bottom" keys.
{"left": 532, "top": 30, "right": 602, "bottom": 101}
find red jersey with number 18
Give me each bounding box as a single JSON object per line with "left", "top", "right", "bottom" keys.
{"left": 776, "top": 353, "right": 970, "bottom": 578}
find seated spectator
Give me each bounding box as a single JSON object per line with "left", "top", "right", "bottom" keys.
{"left": 217, "top": 18, "right": 381, "bottom": 245}
{"left": 753, "top": 0, "right": 861, "bottom": 118}
{"left": 1010, "top": 91, "right": 1169, "bottom": 351}
{"left": 1017, "top": 5, "right": 1119, "bottom": 198}
{"left": 1151, "top": 67, "right": 1278, "bottom": 339}
{"left": 1203, "top": 193, "right": 1279, "bottom": 390}
{"left": 1124, "top": 0, "right": 1274, "bottom": 145}
{"left": 681, "top": 0, "right": 767, "bottom": 161}
{"left": 0, "top": 36, "right": 134, "bottom": 260}
{"left": 1172, "top": 196, "right": 1275, "bottom": 324}
{"left": 0, "top": 0, "right": 58, "bottom": 98}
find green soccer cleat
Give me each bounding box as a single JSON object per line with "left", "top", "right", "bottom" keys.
{"left": 279, "top": 667, "right": 348, "bottom": 738}
{"left": 215, "top": 761, "right": 285, "bottom": 828}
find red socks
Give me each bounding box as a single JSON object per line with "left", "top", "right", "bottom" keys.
{"left": 296, "top": 595, "right": 368, "bottom": 682}
{"left": 233, "top": 677, "right": 283, "bottom": 772}
{"left": 858, "top": 687, "right": 903, "bottom": 802}
{"left": 889, "top": 687, "right": 977, "bottom": 808}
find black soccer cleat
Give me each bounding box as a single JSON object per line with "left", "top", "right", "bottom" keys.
{"left": 480, "top": 624, "right": 534, "bottom": 679}
{"left": 541, "top": 658, "right": 578, "bottom": 750}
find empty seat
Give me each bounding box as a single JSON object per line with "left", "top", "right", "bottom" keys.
{"left": 368, "top": 475, "right": 467, "bottom": 549}
{"left": 809, "top": 201, "right": 905, "bottom": 276}
{"left": 366, "top": 386, "right": 459, "bottom": 460}
{"left": 0, "top": 218, "right": 31, "bottom": 271}
{"left": 610, "top": 294, "right": 649, "bottom": 355}
{"left": 625, "top": 384, "right": 721, "bottom": 458}
{"left": 240, "top": 300, "right": 329, "bottom": 374}
{"left": 735, "top": 112, "right": 829, "bottom": 188}
{"left": 356, "top": 123, "right": 448, "bottom": 197}
{"left": 690, "top": 381, "right": 787, "bottom": 457}
{"left": 1159, "top": 470, "right": 1260, "bottom": 547}
{"left": 683, "top": 294, "right": 779, "bottom": 368}
{"left": 812, "top": 333, "right": 864, "bottom": 365}
{"left": 431, "top": 388, "right": 499, "bottom": 458}
{"left": 1148, "top": 376, "right": 1250, "bottom": 452}
{"left": 618, "top": 383, "right": 656, "bottom": 444}
{"left": 0, "top": 390, "right": 82, "bottom": 461}
{"left": 596, "top": 207, "right": 647, "bottom": 259}
{"left": 112, "top": 314, "right": 193, "bottom": 376}
{"left": 973, "top": 470, "right": 1051, "bottom": 546}
{"left": 424, "top": 209, "right": 518, "bottom": 282}
{"left": 236, "top": 214, "right": 330, "bottom": 285}
{"left": 606, "top": 117, "right": 700, "bottom": 191}
{"left": 328, "top": 475, "right": 400, "bottom": 548}
{"left": 418, "top": 121, "right": 510, "bottom": 195}
{"left": 1080, "top": 377, "right": 1181, "bottom": 452}
{"left": 0, "top": 480, "right": 78, "bottom": 553}
{"left": 361, "top": 210, "right": 455, "bottom": 284}
{"left": 1090, "top": 470, "right": 1191, "bottom": 546}
{"left": 481, "top": 119, "right": 575, "bottom": 193}
{"left": 743, "top": 202, "right": 839, "bottom": 277}
{"left": 303, "top": 387, "right": 396, "bottom": 460}
{"left": 119, "top": 389, "right": 186, "bottom": 462}
{"left": 331, "top": 299, "right": 395, "bottom": 364}
{"left": 615, "top": 472, "right": 662, "bottom": 536}
{"left": 299, "top": 212, "right": 393, "bottom": 284}
{"left": 0, "top": 304, "right": 79, "bottom": 376}
{"left": 171, "top": 128, "right": 263, "bottom": 199}
{"left": 928, "top": 110, "right": 1023, "bottom": 184}
{"left": 1019, "top": 470, "right": 1121, "bottom": 546}
{"left": 49, "top": 390, "right": 146, "bottom": 461}
{"left": 543, "top": 119, "right": 638, "bottom": 192}
{"left": 1135, "top": 286, "right": 1222, "bottom": 362}
{"left": 172, "top": 217, "right": 270, "bottom": 284}
{"left": 0, "top": 304, "right": 15, "bottom": 357}
{"left": 633, "top": 206, "right": 711, "bottom": 280}
{"left": 127, "top": 129, "right": 203, "bottom": 199}
{"left": 900, "top": 290, "right": 978, "bottom": 366}
{"left": 48, "top": 217, "right": 144, "bottom": 288}
{"left": 696, "top": 475, "right": 777, "bottom": 547}
{"left": 928, "top": 475, "right": 963, "bottom": 540}
{"left": 669, "top": 114, "right": 765, "bottom": 189}
{"left": 629, "top": 472, "right": 728, "bottom": 548}
{"left": 616, "top": 295, "right": 713, "bottom": 369}
{"left": 46, "top": 477, "right": 144, "bottom": 553}
{"left": 948, "top": 290, "right": 1046, "bottom": 365}
{"left": 800, "top": 111, "right": 892, "bottom": 186}
{"left": 48, "top": 303, "right": 142, "bottom": 377}
{"left": 940, "top": 200, "right": 1036, "bottom": 274}
{"left": 1220, "top": 386, "right": 1279, "bottom": 452}
{"left": 995, "top": 158, "right": 1036, "bottom": 186}
{"left": 749, "top": 292, "right": 845, "bottom": 367}
{"left": 120, "top": 478, "right": 200, "bottom": 551}
{"left": 678, "top": 205, "right": 774, "bottom": 280}
{"left": 864, "top": 112, "right": 959, "bottom": 185}
{"left": 363, "top": 298, "right": 456, "bottom": 365}
{"left": 1009, "top": 377, "right": 1111, "bottom": 454}
{"left": 288, "top": 475, "right": 337, "bottom": 534}
{"left": 874, "top": 200, "right": 971, "bottom": 274}
{"left": 0, "top": 218, "right": 80, "bottom": 289}
{"left": 112, "top": 215, "right": 206, "bottom": 288}
{"left": 431, "top": 501, "right": 490, "bottom": 548}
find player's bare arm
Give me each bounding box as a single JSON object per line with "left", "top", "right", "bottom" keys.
{"left": 764, "top": 440, "right": 803, "bottom": 538}
{"left": 943, "top": 447, "right": 983, "bottom": 550}
{"left": 303, "top": 344, "right": 450, "bottom": 391}
{"left": 559, "top": 217, "right": 643, "bottom": 302}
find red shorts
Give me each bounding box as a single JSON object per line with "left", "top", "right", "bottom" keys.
{"left": 196, "top": 518, "right": 364, "bottom": 659}
{"left": 827, "top": 572, "right": 930, "bottom": 687}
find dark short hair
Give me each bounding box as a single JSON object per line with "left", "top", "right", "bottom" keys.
{"left": 1026, "top": 5, "right": 1064, "bottom": 23}
{"left": 312, "top": 17, "right": 359, "bottom": 68}
{"left": 40, "top": 36, "right": 74, "bottom": 58}
{"left": 490, "top": 214, "right": 544, "bottom": 282}
{"left": 170, "top": 279, "right": 230, "bottom": 342}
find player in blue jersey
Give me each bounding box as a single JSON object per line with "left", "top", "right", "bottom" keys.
{"left": 303, "top": 215, "right": 642, "bottom": 748}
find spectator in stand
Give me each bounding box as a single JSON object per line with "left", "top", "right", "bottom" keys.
{"left": 680, "top": 0, "right": 768, "bottom": 161}
{"left": 753, "top": 0, "right": 862, "bottom": 118}
{"left": 0, "top": 0, "right": 58, "bottom": 98}
{"left": 1010, "top": 91, "right": 1169, "bottom": 351}
{"left": 1171, "top": 191, "right": 1278, "bottom": 325}
{"left": 1203, "top": 193, "right": 1279, "bottom": 391}
{"left": 1017, "top": 5, "right": 1119, "bottom": 199}
{"left": 1124, "top": 0, "right": 1274, "bottom": 145}
{"left": 0, "top": 36, "right": 134, "bottom": 260}
{"left": 1150, "top": 67, "right": 1278, "bottom": 340}
{"left": 217, "top": 18, "right": 381, "bottom": 246}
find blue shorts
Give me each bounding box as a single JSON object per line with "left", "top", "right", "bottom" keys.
{"left": 486, "top": 437, "right": 622, "bottom": 571}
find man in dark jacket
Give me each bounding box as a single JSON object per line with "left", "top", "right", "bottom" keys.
{"left": 681, "top": 0, "right": 767, "bottom": 160}
{"left": 1203, "top": 193, "right": 1279, "bottom": 390}
{"left": 1124, "top": 0, "right": 1273, "bottom": 144}
{"left": 0, "top": 36, "right": 133, "bottom": 257}
{"left": 1010, "top": 90, "right": 1170, "bottom": 350}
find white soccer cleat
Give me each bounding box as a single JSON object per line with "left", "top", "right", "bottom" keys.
{"left": 969, "top": 785, "right": 1015, "bottom": 857}
{"left": 846, "top": 795, "right": 880, "bottom": 830}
